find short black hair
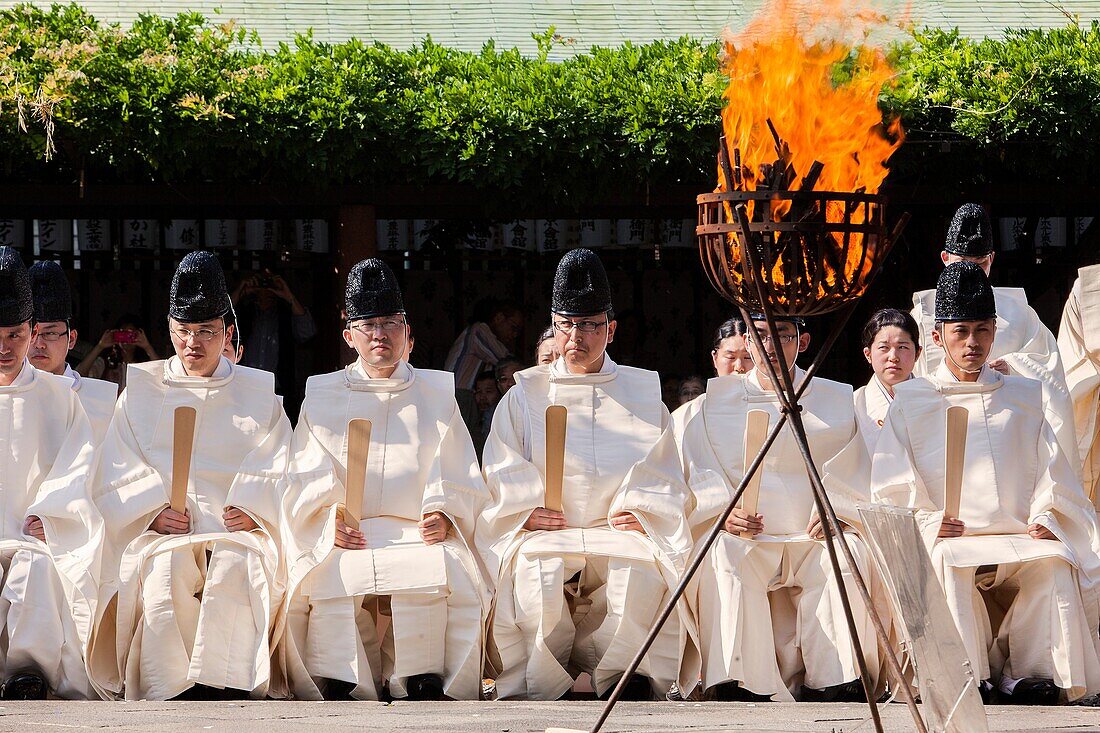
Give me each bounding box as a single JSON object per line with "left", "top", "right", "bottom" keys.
{"left": 494, "top": 357, "right": 523, "bottom": 381}
{"left": 474, "top": 370, "right": 497, "bottom": 386}
{"left": 712, "top": 316, "right": 748, "bottom": 350}
{"left": 862, "top": 308, "right": 921, "bottom": 349}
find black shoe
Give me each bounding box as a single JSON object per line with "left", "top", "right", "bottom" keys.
{"left": 979, "top": 679, "right": 996, "bottom": 705}
{"left": 219, "top": 687, "right": 251, "bottom": 701}
{"left": 1003, "top": 678, "right": 1060, "bottom": 706}
{"left": 405, "top": 673, "right": 445, "bottom": 701}
{"left": 707, "top": 680, "right": 772, "bottom": 702}
{"left": 800, "top": 680, "right": 866, "bottom": 703}
{"left": 1, "top": 672, "right": 47, "bottom": 700}
{"left": 606, "top": 674, "right": 653, "bottom": 701}
{"left": 323, "top": 678, "right": 356, "bottom": 701}
{"left": 169, "top": 684, "right": 223, "bottom": 701}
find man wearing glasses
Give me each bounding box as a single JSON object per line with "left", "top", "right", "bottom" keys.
{"left": 482, "top": 248, "right": 695, "bottom": 701}
{"left": 29, "top": 261, "right": 118, "bottom": 442}
{"left": 278, "top": 258, "right": 490, "bottom": 702}
{"left": 0, "top": 247, "right": 100, "bottom": 701}
{"left": 675, "top": 313, "right": 877, "bottom": 702}
{"left": 911, "top": 203, "right": 1075, "bottom": 466}
{"left": 90, "top": 251, "right": 291, "bottom": 701}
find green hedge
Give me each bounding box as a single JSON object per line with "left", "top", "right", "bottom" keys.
{"left": 2, "top": 3, "right": 1100, "bottom": 205}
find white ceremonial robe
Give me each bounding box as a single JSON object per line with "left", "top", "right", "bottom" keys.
{"left": 678, "top": 368, "right": 879, "bottom": 700}
{"left": 0, "top": 361, "right": 101, "bottom": 699}
{"left": 1058, "top": 265, "right": 1100, "bottom": 508}
{"left": 912, "top": 286, "right": 1077, "bottom": 468}
{"left": 482, "top": 357, "right": 696, "bottom": 700}
{"left": 62, "top": 364, "right": 117, "bottom": 444}
{"left": 853, "top": 376, "right": 894, "bottom": 457}
{"left": 277, "top": 360, "right": 491, "bottom": 701}
{"left": 872, "top": 363, "right": 1100, "bottom": 700}
{"left": 89, "top": 357, "right": 291, "bottom": 700}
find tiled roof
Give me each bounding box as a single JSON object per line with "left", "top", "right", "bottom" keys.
{"left": 4, "top": 0, "right": 1099, "bottom": 56}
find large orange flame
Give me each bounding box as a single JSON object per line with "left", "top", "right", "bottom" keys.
{"left": 719, "top": 0, "right": 903, "bottom": 197}
{"left": 711, "top": 0, "right": 904, "bottom": 307}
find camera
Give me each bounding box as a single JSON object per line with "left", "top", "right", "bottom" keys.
{"left": 113, "top": 329, "right": 137, "bottom": 344}
{"left": 257, "top": 276, "right": 275, "bottom": 289}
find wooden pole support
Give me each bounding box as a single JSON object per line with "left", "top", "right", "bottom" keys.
{"left": 544, "top": 405, "right": 568, "bottom": 513}
{"left": 170, "top": 406, "right": 198, "bottom": 514}
{"left": 345, "top": 418, "right": 373, "bottom": 532}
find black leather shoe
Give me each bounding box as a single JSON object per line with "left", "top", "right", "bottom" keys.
{"left": 1003, "top": 678, "right": 1059, "bottom": 706}
{"left": 602, "top": 674, "right": 653, "bottom": 701}
{"left": 1, "top": 672, "right": 48, "bottom": 700}
{"left": 708, "top": 680, "right": 772, "bottom": 702}
{"left": 405, "top": 673, "right": 445, "bottom": 701}
{"left": 979, "top": 679, "right": 996, "bottom": 705}
{"left": 323, "top": 678, "right": 356, "bottom": 701}
{"left": 800, "top": 680, "right": 866, "bottom": 703}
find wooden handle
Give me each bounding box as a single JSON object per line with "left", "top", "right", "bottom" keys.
{"left": 344, "top": 419, "right": 372, "bottom": 532}
{"left": 739, "top": 409, "right": 770, "bottom": 539}
{"left": 544, "top": 405, "right": 568, "bottom": 513}
{"left": 170, "top": 406, "right": 198, "bottom": 514}
{"left": 944, "top": 405, "right": 968, "bottom": 519}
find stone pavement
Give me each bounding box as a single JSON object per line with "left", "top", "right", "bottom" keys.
{"left": 0, "top": 701, "right": 1097, "bottom": 732}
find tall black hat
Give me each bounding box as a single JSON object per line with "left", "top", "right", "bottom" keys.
{"left": 30, "top": 261, "right": 72, "bottom": 323}
{"left": 944, "top": 203, "right": 993, "bottom": 257}
{"left": 551, "top": 248, "right": 612, "bottom": 317}
{"left": 935, "top": 261, "right": 996, "bottom": 322}
{"left": 169, "top": 251, "right": 232, "bottom": 323}
{"left": 345, "top": 258, "right": 404, "bottom": 321}
{"left": 0, "top": 247, "right": 33, "bottom": 328}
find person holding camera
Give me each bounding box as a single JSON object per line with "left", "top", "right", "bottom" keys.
{"left": 75, "top": 314, "right": 160, "bottom": 391}
{"left": 232, "top": 268, "right": 316, "bottom": 420}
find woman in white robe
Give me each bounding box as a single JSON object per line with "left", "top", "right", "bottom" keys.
{"left": 88, "top": 252, "right": 291, "bottom": 701}
{"left": 853, "top": 309, "right": 921, "bottom": 455}
{"left": 1057, "top": 264, "right": 1100, "bottom": 507}
{"left": 276, "top": 258, "right": 491, "bottom": 701}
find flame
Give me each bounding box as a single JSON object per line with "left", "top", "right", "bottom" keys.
{"left": 714, "top": 0, "right": 904, "bottom": 306}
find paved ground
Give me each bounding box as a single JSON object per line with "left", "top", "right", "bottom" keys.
{"left": 0, "top": 701, "right": 1096, "bottom": 733}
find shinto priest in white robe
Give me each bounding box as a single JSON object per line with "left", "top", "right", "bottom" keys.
{"left": 0, "top": 360, "right": 101, "bottom": 698}
{"left": 676, "top": 367, "right": 881, "bottom": 700}
{"left": 1058, "top": 264, "right": 1100, "bottom": 508}
{"left": 482, "top": 356, "right": 697, "bottom": 699}
{"left": 912, "top": 286, "right": 1077, "bottom": 469}
{"left": 276, "top": 360, "right": 491, "bottom": 700}
{"left": 88, "top": 356, "right": 291, "bottom": 700}
{"left": 853, "top": 375, "right": 895, "bottom": 456}
{"left": 872, "top": 361, "right": 1100, "bottom": 700}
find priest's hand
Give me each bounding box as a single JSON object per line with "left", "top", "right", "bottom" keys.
{"left": 223, "top": 507, "right": 259, "bottom": 532}
{"left": 938, "top": 516, "right": 965, "bottom": 538}
{"left": 524, "top": 508, "right": 567, "bottom": 531}
{"left": 610, "top": 512, "right": 647, "bottom": 536}
{"left": 724, "top": 508, "right": 763, "bottom": 536}
{"left": 419, "top": 512, "right": 452, "bottom": 545}
{"left": 1028, "top": 523, "right": 1058, "bottom": 540}
{"left": 151, "top": 507, "right": 191, "bottom": 535}
{"left": 807, "top": 515, "right": 852, "bottom": 540}
{"left": 334, "top": 515, "right": 366, "bottom": 550}
{"left": 987, "top": 358, "right": 1010, "bottom": 375}
{"left": 22, "top": 515, "right": 45, "bottom": 542}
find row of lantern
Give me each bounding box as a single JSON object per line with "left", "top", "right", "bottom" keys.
{"left": 0, "top": 219, "right": 331, "bottom": 254}
{"left": 376, "top": 218, "right": 699, "bottom": 252}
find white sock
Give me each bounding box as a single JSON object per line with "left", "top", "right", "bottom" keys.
{"left": 997, "top": 675, "right": 1022, "bottom": 695}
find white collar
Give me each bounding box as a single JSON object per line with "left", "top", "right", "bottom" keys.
{"left": 63, "top": 363, "right": 81, "bottom": 391}
{"left": 164, "top": 355, "right": 233, "bottom": 388}
{"left": 0, "top": 359, "right": 37, "bottom": 393}
{"left": 344, "top": 359, "right": 414, "bottom": 392}
{"left": 548, "top": 354, "right": 618, "bottom": 384}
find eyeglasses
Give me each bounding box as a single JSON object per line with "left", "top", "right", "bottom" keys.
{"left": 34, "top": 329, "right": 70, "bottom": 343}
{"left": 171, "top": 327, "right": 224, "bottom": 343}
{"left": 349, "top": 318, "right": 406, "bottom": 335}
{"left": 552, "top": 318, "right": 608, "bottom": 334}
{"left": 746, "top": 332, "right": 798, "bottom": 345}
